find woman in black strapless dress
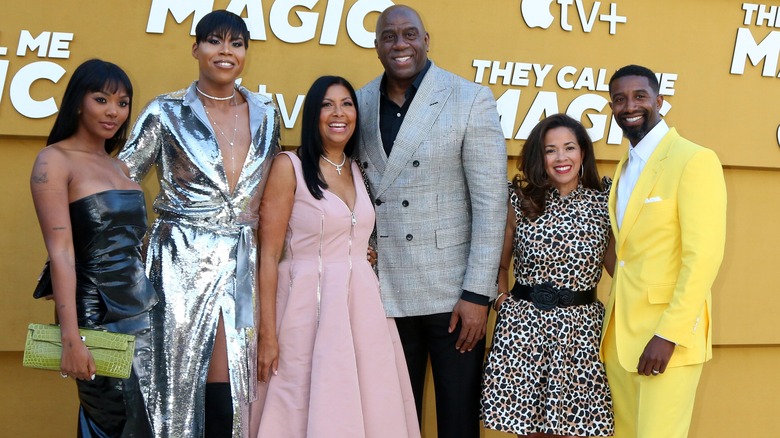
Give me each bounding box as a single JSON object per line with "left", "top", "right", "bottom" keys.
{"left": 29, "top": 59, "right": 157, "bottom": 437}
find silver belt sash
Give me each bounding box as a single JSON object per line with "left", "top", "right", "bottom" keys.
{"left": 159, "top": 213, "right": 256, "bottom": 329}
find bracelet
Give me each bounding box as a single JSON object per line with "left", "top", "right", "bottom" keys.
{"left": 492, "top": 292, "right": 506, "bottom": 311}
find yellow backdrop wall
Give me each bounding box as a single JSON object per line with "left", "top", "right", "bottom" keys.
{"left": 1, "top": 0, "right": 777, "bottom": 436}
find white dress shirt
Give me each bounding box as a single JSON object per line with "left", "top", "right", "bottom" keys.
{"left": 616, "top": 120, "right": 670, "bottom": 228}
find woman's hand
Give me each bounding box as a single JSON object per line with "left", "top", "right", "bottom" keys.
{"left": 257, "top": 336, "right": 279, "bottom": 383}
{"left": 367, "top": 246, "right": 377, "bottom": 267}
{"left": 60, "top": 335, "right": 96, "bottom": 381}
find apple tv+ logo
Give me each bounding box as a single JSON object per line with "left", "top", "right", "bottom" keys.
{"left": 520, "top": 0, "right": 627, "bottom": 35}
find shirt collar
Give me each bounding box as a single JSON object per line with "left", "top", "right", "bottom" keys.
{"left": 380, "top": 59, "right": 432, "bottom": 99}
{"left": 547, "top": 181, "right": 583, "bottom": 201}
{"left": 631, "top": 119, "right": 669, "bottom": 164}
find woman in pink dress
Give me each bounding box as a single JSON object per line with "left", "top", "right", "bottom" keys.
{"left": 251, "top": 76, "right": 419, "bottom": 437}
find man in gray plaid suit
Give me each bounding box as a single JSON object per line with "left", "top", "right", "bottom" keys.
{"left": 356, "top": 5, "right": 507, "bottom": 437}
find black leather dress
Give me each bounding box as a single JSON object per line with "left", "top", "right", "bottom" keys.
{"left": 69, "top": 190, "right": 157, "bottom": 437}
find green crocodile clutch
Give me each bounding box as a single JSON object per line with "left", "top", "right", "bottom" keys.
{"left": 22, "top": 323, "right": 135, "bottom": 379}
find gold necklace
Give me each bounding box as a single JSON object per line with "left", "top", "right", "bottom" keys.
{"left": 204, "top": 97, "right": 239, "bottom": 180}
{"left": 321, "top": 153, "right": 347, "bottom": 175}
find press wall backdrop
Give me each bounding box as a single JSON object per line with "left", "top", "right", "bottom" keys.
{"left": 1, "top": 1, "right": 778, "bottom": 436}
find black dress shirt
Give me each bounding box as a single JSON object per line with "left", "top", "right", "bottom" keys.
{"left": 379, "top": 60, "right": 432, "bottom": 156}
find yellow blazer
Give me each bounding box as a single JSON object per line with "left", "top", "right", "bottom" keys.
{"left": 601, "top": 128, "right": 727, "bottom": 371}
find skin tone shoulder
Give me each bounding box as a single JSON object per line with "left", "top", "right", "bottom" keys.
{"left": 30, "top": 86, "right": 137, "bottom": 381}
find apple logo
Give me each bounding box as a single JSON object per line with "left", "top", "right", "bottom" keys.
{"left": 521, "top": 0, "right": 555, "bottom": 29}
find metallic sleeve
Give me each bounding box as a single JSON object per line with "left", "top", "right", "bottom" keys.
{"left": 119, "top": 99, "right": 163, "bottom": 182}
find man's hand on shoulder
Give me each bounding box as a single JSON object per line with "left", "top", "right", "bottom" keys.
{"left": 449, "top": 299, "right": 488, "bottom": 353}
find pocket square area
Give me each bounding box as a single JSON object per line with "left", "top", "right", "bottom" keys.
{"left": 645, "top": 196, "right": 663, "bottom": 203}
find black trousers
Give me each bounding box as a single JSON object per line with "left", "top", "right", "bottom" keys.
{"left": 395, "top": 312, "right": 486, "bottom": 438}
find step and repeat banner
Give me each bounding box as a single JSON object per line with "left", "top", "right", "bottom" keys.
{"left": 0, "top": 0, "right": 778, "bottom": 166}
{"left": 1, "top": 1, "right": 779, "bottom": 350}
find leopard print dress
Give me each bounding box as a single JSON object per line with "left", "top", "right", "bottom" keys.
{"left": 481, "top": 180, "right": 615, "bottom": 436}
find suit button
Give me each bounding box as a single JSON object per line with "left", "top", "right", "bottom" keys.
{"left": 402, "top": 200, "right": 409, "bottom": 207}
{"left": 406, "top": 234, "right": 413, "bottom": 241}
{"left": 412, "top": 160, "right": 420, "bottom": 167}
{"left": 375, "top": 199, "right": 383, "bottom": 206}
{"left": 619, "top": 261, "right": 625, "bottom": 267}
{"left": 363, "top": 161, "right": 369, "bottom": 168}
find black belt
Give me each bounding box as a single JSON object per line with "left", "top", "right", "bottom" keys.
{"left": 511, "top": 282, "right": 597, "bottom": 311}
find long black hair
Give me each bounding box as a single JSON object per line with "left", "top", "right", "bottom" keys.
{"left": 46, "top": 59, "right": 133, "bottom": 153}
{"left": 297, "top": 76, "right": 359, "bottom": 200}
{"left": 513, "top": 113, "right": 602, "bottom": 219}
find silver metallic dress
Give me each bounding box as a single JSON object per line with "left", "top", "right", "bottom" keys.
{"left": 119, "top": 83, "right": 279, "bottom": 437}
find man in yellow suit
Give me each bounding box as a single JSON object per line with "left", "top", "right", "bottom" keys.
{"left": 601, "top": 64, "right": 727, "bottom": 438}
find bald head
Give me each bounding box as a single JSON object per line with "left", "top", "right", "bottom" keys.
{"left": 376, "top": 5, "right": 426, "bottom": 34}
{"left": 374, "top": 4, "right": 430, "bottom": 90}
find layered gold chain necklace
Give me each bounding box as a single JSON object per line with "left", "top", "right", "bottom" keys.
{"left": 200, "top": 86, "right": 239, "bottom": 181}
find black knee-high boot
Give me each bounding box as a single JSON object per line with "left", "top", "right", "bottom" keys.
{"left": 205, "top": 382, "right": 233, "bottom": 438}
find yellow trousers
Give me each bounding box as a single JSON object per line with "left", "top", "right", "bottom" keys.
{"left": 603, "top": 318, "right": 703, "bottom": 438}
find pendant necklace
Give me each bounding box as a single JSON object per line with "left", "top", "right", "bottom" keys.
{"left": 321, "top": 153, "right": 347, "bottom": 175}
{"left": 204, "top": 96, "right": 239, "bottom": 181}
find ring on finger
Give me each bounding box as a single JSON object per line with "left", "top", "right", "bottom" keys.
{"left": 651, "top": 369, "right": 660, "bottom": 375}
{"left": 60, "top": 372, "right": 68, "bottom": 378}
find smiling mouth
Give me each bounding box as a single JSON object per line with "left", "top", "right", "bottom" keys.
{"left": 554, "top": 165, "right": 572, "bottom": 173}
{"left": 394, "top": 55, "right": 412, "bottom": 63}
{"left": 215, "top": 61, "right": 234, "bottom": 67}
{"left": 328, "top": 122, "right": 349, "bottom": 132}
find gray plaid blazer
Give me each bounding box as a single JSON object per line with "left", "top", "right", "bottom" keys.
{"left": 357, "top": 62, "right": 507, "bottom": 317}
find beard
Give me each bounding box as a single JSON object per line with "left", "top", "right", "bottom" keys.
{"left": 620, "top": 121, "right": 653, "bottom": 145}
{"left": 616, "top": 110, "right": 656, "bottom": 145}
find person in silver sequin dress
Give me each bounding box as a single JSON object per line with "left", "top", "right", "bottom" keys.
{"left": 118, "top": 10, "right": 280, "bottom": 437}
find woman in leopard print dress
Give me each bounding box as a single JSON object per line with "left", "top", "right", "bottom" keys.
{"left": 481, "top": 114, "right": 615, "bottom": 437}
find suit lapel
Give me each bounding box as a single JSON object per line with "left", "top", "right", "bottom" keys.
{"left": 377, "top": 65, "right": 450, "bottom": 196}
{"left": 617, "top": 130, "right": 675, "bottom": 248}
{"left": 362, "top": 83, "right": 387, "bottom": 175}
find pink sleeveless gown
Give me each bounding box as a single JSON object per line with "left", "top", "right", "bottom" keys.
{"left": 251, "top": 151, "right": 420, "bottom": 437}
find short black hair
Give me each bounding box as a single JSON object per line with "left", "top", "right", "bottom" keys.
{"left": 47, "top": 59, "right": 133, "bottom": 153}
{"left": 195, "top": 10, "right": 250, "bottom": 48}
{"left": 609, "top": 65, "right": 660, "bottom": 95}
{"left": 297, "top": 76, "right": 359, "bottom": 200}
